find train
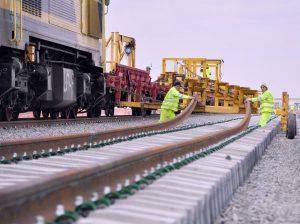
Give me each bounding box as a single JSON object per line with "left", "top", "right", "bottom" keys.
{"left": 0, "top": 0, "right": 167, "bottom": 121}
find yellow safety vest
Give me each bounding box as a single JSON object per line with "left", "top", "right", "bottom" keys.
{"left": 251, "top": 90, "right": 274, "bottom": 113}
{"left": 206, "top": 68, "right": 211, "bottom": 79}
{"left": 201, "top": 68, "right": 212, "bottom": 78}
{"left": 161, "top": 87, "right": 191, "bottom": 112}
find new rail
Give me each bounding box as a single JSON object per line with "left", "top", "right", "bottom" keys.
{"left": 0, "top": 101, "right": 251, "bottom": 224}
{"left": 0, "top": 99, "right": 197, "bottom": 160}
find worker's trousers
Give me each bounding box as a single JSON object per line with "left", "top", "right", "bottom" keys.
{"left": 159, "top": 108, "right": 176, "bottom": 123}
{"left": 258, "top": 112, "right": 272, "bottom": 127}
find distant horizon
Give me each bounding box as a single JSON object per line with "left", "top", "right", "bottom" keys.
{"left": 275, "top": 97, "right": 300, "bottom": 100}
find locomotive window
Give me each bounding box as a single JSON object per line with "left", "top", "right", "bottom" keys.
{"left": 23, "top": 0, "right": 42, "bottom": 17}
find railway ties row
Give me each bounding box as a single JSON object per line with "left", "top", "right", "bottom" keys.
{"left": 75, "top": 118, "right": 279, "bottom": 224}
{"left": 0, "top": 117, "right": 244, "bottom": 164}
{"left": 0, "top": 117, "right": 252, "bottom": 188}
{"left": 0, "top": 113, "right": 259, "bottom": 224}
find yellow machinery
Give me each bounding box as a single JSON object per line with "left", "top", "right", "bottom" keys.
{"left": 105, "top": 32, "right": 136, "bottom": 73}
{"left": 104, "top": 36, "right": 259, "bottom": 115}
{"left": 275, "top": 92, "right": 297, "bottom": 139}
{"left": 158, "top": 58, "right": 258, "bottom": 114}
{"left": 276, "top": 92, "right": 289, "bottom": 132}
{"left": 104, "top": 32, "right": 166, "bottom": 114}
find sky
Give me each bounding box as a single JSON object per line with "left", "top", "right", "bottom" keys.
{"left": 106, "top": 0, "right": 300, "bottom": 98}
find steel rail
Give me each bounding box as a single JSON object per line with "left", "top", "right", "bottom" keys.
{"left": 0, "top": 99, "right": 197, "bottom": 160}
{"left": 0, "top": 101, "right": 251, "bottom": 224}
{"left": 0, "top": 114, "right": 159, "bottom": 129}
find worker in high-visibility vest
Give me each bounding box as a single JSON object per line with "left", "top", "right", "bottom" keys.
{"left": 200, "top": 66, "right": 212, "bottom": 79}
{"left": 159, "top": 81, "right": 194, "bottom": 122}
{"left": 206, "top": 67, "right": 212, "bottom": 79}
{"left": 247, "top": 83, "right": 274, "bottom": 127}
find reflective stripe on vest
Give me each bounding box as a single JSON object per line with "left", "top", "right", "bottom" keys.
{"left": 261, "top": 105, "right": 274, "bottom": 109}
{"left": 161, "top": 87, "right": 180, "bottom": 111}
{"left": 161, "top": 87, "right": 191, "bottom": 112}
{"left": 163, "top": 99, "right": 177, "bottom": 103}
{"left": 260, "top": 90, "right": 274, "bottom": 112}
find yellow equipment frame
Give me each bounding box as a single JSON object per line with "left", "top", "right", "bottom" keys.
{"left": 161, "top": 58, "right": 223, "bottom": 82}
{"left": 105, "top": 32, "right": 136, "bottom": 73}
{"left": 276, "top": 92, "right": 289, "bottom": 132}
{"left": 159, "top": 58, "right": 258, "bottom": 114}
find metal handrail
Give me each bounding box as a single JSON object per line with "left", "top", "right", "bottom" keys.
{"left": 10, "top": 0, "right": 17, "bottom": 42}
{"left": 10, "top": 0, "right": 22, "bottom": 43}
{"left": 19, "top": 0, "right": 23, "bottom": 42}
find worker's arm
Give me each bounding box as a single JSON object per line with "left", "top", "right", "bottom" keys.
{"left": 250, "top": 91, "right": 269, "bottom": 102}
{"left": 250, "top": 97, "right": 258, "bottom": 102}
{"left": 173, "top": 90, "right": 193, "bottom": 99}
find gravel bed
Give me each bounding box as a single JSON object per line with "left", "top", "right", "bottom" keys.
{"left": 0, "top": 114, "right": 242, "bottom": 141}
{"left": 215, "top": 120, "right": 300, "bottom": 224}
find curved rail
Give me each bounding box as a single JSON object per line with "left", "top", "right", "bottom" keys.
{"left": 0, "top": 101, "right": 251, "bottom": 224}
{"left": 0, "top": 99, "right": 197, "bottom": 159}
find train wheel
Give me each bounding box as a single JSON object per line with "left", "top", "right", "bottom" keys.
{"left": 109, "top": 108, "right": 114, "bottom": 117}
{"left": 1, "top": 107, "right": 12, "bottom": 121}
{"left": 94, "top": 108, "right": 101, "bottom": 117}
{"left": 141, "top": 109, "right": 152, "bottom": 117}
{"left": 146, "top": 109, "right": 152, "bottom": 116}
{"left": 105, "top": 109, "right": 109, "bottom": 117}
{"left": 136, "top": 108, "right": 142, "bottom": 116}
{"left": 42, "top": 110, "right": 50, "bottom": 119}
{"left": 287, "top": 113, "right": 296, "bottom": 139}
{"left": 50, "top": 111, "right": 58, "bottom": 119}
{"left": 33, "top": 110, "right": 41, "bottom": 119}
{"left": 132, "top": 108, "right": 136, "bottom": 116}
{"left": 87, "top": 109, "right": 94, "bottom": 118}
{"left": 132, "top": 108, "right": 140, "bottom": 116}
{"left": 105, "top": 108, "right": 114, "bottom": 117}
{"left": 61, "top": 110, "right": 70, "bottom": 119}
{"left": 69, "top": 108, "right": 77, "bottom": 119}
{"left": 12, "top": 112, "right": 19, "bottom": 120}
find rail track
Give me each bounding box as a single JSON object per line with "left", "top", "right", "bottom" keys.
{"left": 0, "top": 99, "right": 254, "bottom": 224}
{"left": 0, "top": 114, "right": 159, "bottom": 130}
{"left": 0, "top": 99, "right": 197, "bottom": 161}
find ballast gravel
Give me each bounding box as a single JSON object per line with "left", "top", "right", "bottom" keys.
{"left": 215, "top": 121, "right": 300, "bottom": 224}
{"left": 0, "top": 114, "right": 242, "bottom": 141}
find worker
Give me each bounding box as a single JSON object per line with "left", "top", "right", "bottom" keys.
{"left": 247, "top": 83, "right": 274, "bottom": 127}
{"left": 206, "top": 66, "right": 212, "bottom": 79}
{"left": 159, "top": 81, "right": 194, "bottom": 122}
{"left": 200, "top": 66, "right": 212, "bottom": 79}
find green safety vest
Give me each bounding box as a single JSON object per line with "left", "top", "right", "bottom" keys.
{"left": 251, "top": 89, "right": 274, "bottom": 113}
{"left": 200, "top": 68, "right": 212, "bottom": 78}
{"left": 161, "top": 87, "right": 191, "bottom": 112}
{"left": 206, "top": 68, "right": 211, "bottom": 79}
